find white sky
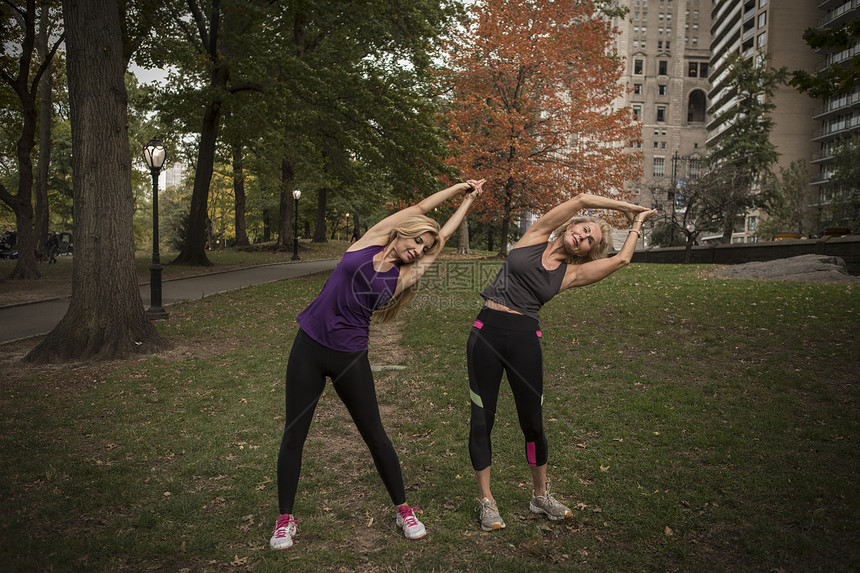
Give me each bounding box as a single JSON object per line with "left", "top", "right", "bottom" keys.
{"left": 129, "top": 64, "right": 169, "bottom": 86}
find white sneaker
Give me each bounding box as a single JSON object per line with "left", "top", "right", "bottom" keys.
{"left": 529, "top": 484, "right": 573, "bottom": 521}
{"left": 476, "top": 498, "right": 506, "bottom": 531}
{"left": 270, "top": 513, "right": 298, "bottom": 550}
{"left": 396, "top": 505, "right": 426, "bottom": 540}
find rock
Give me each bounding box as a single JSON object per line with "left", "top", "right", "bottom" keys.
{"left": 712, "top": 254, "right": 860, "bottom": 283}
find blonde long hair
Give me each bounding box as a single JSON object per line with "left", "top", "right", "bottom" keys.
{"left": 374, "top": 215, "right": 441, "bottom": 323}
{"left": 551, "top": 216, "right": 614, "bottom": 264}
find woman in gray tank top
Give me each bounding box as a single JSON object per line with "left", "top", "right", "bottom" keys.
{"left": 469, "top": 193, "right": 657, "bottom": 532}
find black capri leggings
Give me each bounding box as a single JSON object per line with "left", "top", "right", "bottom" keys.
{"left": 467, "top": 307, "right": 547, "bottom": 472}
{"left": 276, "top": 328, "right": 406, "bottom": 514}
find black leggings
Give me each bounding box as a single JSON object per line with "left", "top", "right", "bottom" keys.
{"left": 276, "top": 328, "right": 405, "bottom": 514}
{"left": 467, "top": 307, "right": 547, "bottom": 471}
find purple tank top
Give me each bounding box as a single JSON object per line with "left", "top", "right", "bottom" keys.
{"left": 297, "top": 245, "right": 400, "bottom": 351}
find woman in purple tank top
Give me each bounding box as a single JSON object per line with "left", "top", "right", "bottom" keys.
{"left": 469, "top": 194, "right": 657, "bottom": 532}
{"left": 270, "top": 179, "right": 485, "bottom": 550}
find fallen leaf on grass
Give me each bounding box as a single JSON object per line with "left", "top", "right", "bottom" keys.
{"left": 665, "top": 525, "right": 674, "bottom": 536}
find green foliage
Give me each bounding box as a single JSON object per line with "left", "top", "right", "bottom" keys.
{"left": 139, "top": 0, "right": 461, "bottom": 256}
{"left": 790, "top": 18, "right": 860, "bottom": 98}
{"left": 758, "top": 160, "right": 813, "bottom": 237}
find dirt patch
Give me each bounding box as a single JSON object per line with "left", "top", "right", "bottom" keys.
{"left": 368, "top": 316, "right": 408, "bottom": 367}
{"left": 0, "top": 333, "right": 240, "bottom": 395}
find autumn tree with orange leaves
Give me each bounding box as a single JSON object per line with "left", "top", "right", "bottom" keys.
{"left": 437, "top": 0, "right": 641, "bottom": 254}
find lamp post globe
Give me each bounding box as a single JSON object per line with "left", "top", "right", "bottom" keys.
{"left": 291, "top": 189, "right": 301, "bottom": 261}
{"left": 144, "top": 138, "right": 169, "bottom": 320}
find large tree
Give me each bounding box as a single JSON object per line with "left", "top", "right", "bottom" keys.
{"left": 264, "top": 0, "right": 458, "bottom": 245}
{"left": 155, "top": 0, "right": 267, "bottom": 266}
{"left": 437, "top": 0, "right": 640, "bottom": 254}
{"left": 26, "top": 0, "right": 169, "bottom": 362}
{"left": 701, "top": 52, "right": 786, "bottom": 243}
{"left": 33, "top": 2, "right": 59, "bottom": 256}
{"left": 0, "top": 0, "right": 64, "bottom": 279}
{"left": 790, "top": 19, "right": 860, "bottom": 233}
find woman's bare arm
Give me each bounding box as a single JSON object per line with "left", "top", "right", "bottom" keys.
{"left": 559, "top": 209, "right": 657, "bottom": 290}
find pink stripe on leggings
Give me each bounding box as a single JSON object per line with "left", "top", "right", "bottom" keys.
{"left": 526, "top": 442, "right": 537, "bottom": 466}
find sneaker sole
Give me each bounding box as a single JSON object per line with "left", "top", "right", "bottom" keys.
{"left": 480, "top": 522, "right": 506, "bottom": 531}
{"left": 404, "top": 528, "right": 427, "bottom": 540}
{"left": 270, "top": 538, "right": 294, "bottom": 550}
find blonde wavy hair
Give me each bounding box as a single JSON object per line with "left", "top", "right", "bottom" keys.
{"left": 374, "top": 215, "right": 441, "bottom": 323}
{"left": 550, "top": 216, "right": 614, "bottom": 264}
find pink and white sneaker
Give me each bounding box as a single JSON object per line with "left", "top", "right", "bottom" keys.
{"left": 270, "top": 513, "right": 298, "bottom": 550}
{"left": 396, "top": 505, "right": 426, "bottom": 540}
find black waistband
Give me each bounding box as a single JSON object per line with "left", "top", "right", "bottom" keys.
{"left": 474, "top": 306, "right": 540, "bottom": 331}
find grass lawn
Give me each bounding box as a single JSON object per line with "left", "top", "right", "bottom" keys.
{"left": 0, "top": 261, "right": 857, "bottom": 572}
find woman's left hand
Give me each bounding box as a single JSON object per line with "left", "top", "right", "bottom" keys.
{"left": 465, "top": 179, "right": 486, "bottom": 197}
{"left": 623, "top": 203, "right": 653, "bottom": 225}
{"left": 632, "top": 209, "right": 658, "bottom": 224}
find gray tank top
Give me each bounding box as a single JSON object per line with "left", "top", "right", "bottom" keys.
{"left": 480, "top": 243, "right": 566, "bottom": 321}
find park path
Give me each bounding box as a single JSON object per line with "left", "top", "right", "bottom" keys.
{"left": 0, "top": 259, "right": 338, "bottom": 345}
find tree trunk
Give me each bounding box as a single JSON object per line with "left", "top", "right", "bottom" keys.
{"left": 277, "top": 157, "right": 294, "bottom": 248}
{"left": 684, "top": 235, "right": 694, "bottom": 264}
{"left": 172, "top": 0, "right": 229, "bottom": 266}
{"left": 720, "top": 212, "right": 735, "bottom": 244}
{"left": 34, "top": 6, "right": 53, "bottom": 257}
{"left": 232, "top": 141, "right": 249, "bottom": 246}
{"left": 456, "top": 218, "right": 471, "bottom": 254}
{"left": 0, "top": 0, "right": 40, "bottom": 280}
{"left": 26, "top": 0, "right": 170, "bottom": 362}
{"left": 172, "top": 75, "right": 223, "bottom": 265}
{"left": 499, "top": 179, "right": 515, "bottom": 256}
{"left": 313, "top": 187, "right": 328, "bottom": 243}
{"left": 262, "top": 207, "right": 270, "bottom": 242}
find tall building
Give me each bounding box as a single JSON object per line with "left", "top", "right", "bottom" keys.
{"left": 707, "top": 0, "right": 821, "bottom": 241}
{"left": 161, "top": 162, "right": 185, "bottom": 190}
{"left": 809, "top": 0, "right": 860, "bottom": 230}
{"left": 614, "top": 0, "right": 712, "bottom": 245}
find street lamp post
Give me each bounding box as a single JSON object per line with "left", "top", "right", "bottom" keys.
{"left": 143, "top": 139, "right": 169, "bottom": 321}
{"left": 291, "top": 189, "right": 301, "bottom": 261}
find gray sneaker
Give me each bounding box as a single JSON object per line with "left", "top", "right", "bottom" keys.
{"left": 476, "top": 498, "right": 506, "bottom": 531}
{"left": 529, "top": 485, "right": 573, "bottom": 521}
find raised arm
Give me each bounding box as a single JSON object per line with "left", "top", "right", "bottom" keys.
{"left": 351, "top": 181, "right": 476, "bottom": 251}
{"left": 518, "top": 193, "right": 652, "bottom": 247}
{"left": 558, "top": 208, "right": 657, "bottom": 291}
{"left": 398, "top": 180, "right": 485, "bottom": 289}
